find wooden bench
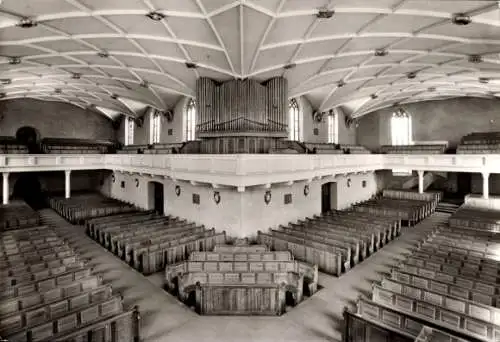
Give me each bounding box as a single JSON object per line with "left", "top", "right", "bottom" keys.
{"left": 258, "top": 230, "right": 344, "bottom": 276}
{"left": 213, "top": 245, "right": 268, "bottom": 253}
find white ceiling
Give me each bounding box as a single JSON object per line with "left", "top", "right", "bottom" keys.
{"left": 1, "top": 0, "right": 500, "bottom": 119}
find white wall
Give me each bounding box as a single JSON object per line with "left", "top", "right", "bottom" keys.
{"left": 103, "top": 170, "right": 382, "bottom": 238}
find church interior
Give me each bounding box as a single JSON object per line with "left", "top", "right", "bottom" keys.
{"left": 1, "top": 0, "right": 500, "bottom": 341}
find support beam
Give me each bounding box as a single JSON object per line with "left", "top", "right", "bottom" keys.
{"left": 2, "top": 172, "right": 9, "bottom": 205}
{"left": 482, "top": 172, "right": 490, "bottom": 199}
{"left": 417, "top": 170, "right": 424, "bottom": 194}
{"left": 65, "top": 170, "right": 71, "bottom": 199}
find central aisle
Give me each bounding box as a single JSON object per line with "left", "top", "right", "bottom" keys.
{"left": 39, "top": 209, "right": 450, "bottom": 342}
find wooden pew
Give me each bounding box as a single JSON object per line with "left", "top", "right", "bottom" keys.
{"left": 258, "top": 230, "right": 344, "bottom": 276}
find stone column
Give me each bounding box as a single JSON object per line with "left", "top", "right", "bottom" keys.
{"left": 65, "top": 170, "right": 71, "bottom": 199}
{"left": 417, "top": 170, "right": 424, "bottom": 194}
{"left": 2, "top": 172, "right": 9, "bottom": 205}
{"left": 482, "top": 172, "right": 490, "bottom": 199}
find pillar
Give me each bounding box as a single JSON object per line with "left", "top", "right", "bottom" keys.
{"left": 2, "top": 172, "right": 9, "bottom": 205}
{"left": 482, "top": 172, "right": 490, "bottom": 199}
{"left": 417, "top": 170, "right": 424, "bottom": 194}
{"left": 65, "top": 170, "right": 71, "bottom": 199}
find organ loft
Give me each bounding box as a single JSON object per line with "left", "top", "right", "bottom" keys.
{"left": 0, "top": 0, "right": 500, "bottom": 341}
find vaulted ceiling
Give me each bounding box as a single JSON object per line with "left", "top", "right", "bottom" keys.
{"left": 1, "top": 0, "right": 499, "bottom": 119}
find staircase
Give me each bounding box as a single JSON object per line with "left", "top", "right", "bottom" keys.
{"left": 435, "top": 202, "right": 461, "bottom": 214}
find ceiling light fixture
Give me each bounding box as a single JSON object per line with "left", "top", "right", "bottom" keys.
{"left": 407, "top": 72, "right": 417, "bottom": 79}
{"left": 71, "top": 73, "right": 81, "bottom": 79}
{"left": 110, "top": 94, "right": 118, "bottom": 99}
{"left": 479, "top": 77, "right": 489, "bottom": 84}
{"left": 17, "top": 17, "right": 38, "bottom": 28}
{"left": 468, "top": 54, "right": 482, "bottom": 63}
{"left": 374, "top": 49, "right": 388, "bottom": 57}
{"left": 316, "top": 9, "right": 335, "bottom": 19}
{"left": 185, "top": 62, "right": 198, "bottom": 69}
{"left": 140, "top": 80, "right": 149, "bottom": 88}
{"left": 146, "top": 11, "right": 166, "bottom": 21}
{"left": 452, "top": 13, "right": 472, "bottom": 26}
{"left": 283, "top": 63, "right": 296, "bottom": 70}
{"left": 337, "top": 80, "right": 345, "bottom": 87}
{"left": 370, "top": 94, "right": 378, "bottom": 99}
{"left": 0, "top": 79, "right": 11, "bottom": 85}
{"left": 97, "top": 51, "right": 109, "bottom": 58}
{"left": 8, "top": 57, "right": 21, "bottom": 65}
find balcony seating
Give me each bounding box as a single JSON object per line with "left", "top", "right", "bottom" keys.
{"left": 86, "top": 211, "right": 226, "bottom": 275}
{"left": 48, "top": 193, "right": 136, "bottom": 224}
{"left": 345, "top": 203, "right": 500, "bottom": 342}
{"left": 0, "top": 200, "right": 40, "bottom": 231}
{"left": 380, "top": 144, "right": 447, "bottom": 154}
{"left": 0, "top": 217, "right": 139, "bottom": 342}
{"left": 303, "top": 143, "right": 371, "bottom": 154}
{"left": 164, "top": 246, "right": 318, "bottom": 315}
{"left": 117, "top": 143, "right": 184, "bottom": 154}
{"left": 0, "top": 136, "right": 28, "bottom": 154}
{"left": 457, "top": 132, "right": 500, "bottom": 154}
{"left": 41, "top": 138, "right": 114, "bottom": 154}
{"left": 258, "top": 206, "right": 403, "bottom": 276}
{"left": 338, "top": 144, "right": 371, "bottom": 154}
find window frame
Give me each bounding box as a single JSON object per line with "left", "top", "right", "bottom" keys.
{"left": 185, "top": 99, "right": 196, "bottom": 142}
{"left": 289, "top": 98, "right": 300, "bottom": 141}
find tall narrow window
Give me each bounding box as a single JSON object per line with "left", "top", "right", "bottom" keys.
{"left": 328, "top": 112, "right": 338, "bottom": 144}
{"left": 391, "top": 108, "right": 412, "bottom": 145}
{"left": 185, "top": 99, "right": 196, "bottom": 141}
{"left": 289, "top": 98, "right": 300, "bottom": 141}
{"left": 125, "top": 117, "right": 134, "bottom": 146}
{"left": 150, "top": 110, "right": 161, "bottom": 144}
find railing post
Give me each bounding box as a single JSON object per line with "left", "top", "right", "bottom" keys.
{"left": 65, "top": 170, "right": 71, "bottom": 199}
{"left": 417, "top": 170, "right": 424, "bottom": 194}
{"left": 133, "top": 305, "right": 140, "bottom": 342}
{"left": 482, "top": 172, "right": 490, "bottom": 199}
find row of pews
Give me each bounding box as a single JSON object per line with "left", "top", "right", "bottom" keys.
{"left": 457, "top": 132, "right": 500, "bottom": 154}
{"left": 41, "top": 138, "right": 115, "bottom": 155}
{"left": 259, "top": 190, "right": 440, "bottom": 277}
{"left": 86, "top": 211, "right": 226, "bottom": 275}
{"left": 49, "top": 193, "right": 136, "bottom": 224}
{"left": 0, "top": 136, "right": 28, "bottom": 154}
{"left": 449, "top": 206, "right": 500, "bottom": 233}
{"left": 303, "top": 143, "right": 371, "bottom": 154}
{"left": 117, "top": 143, "right": 184, "bottom": 154}
{"left": 164, "top": 245, "right": 318, "bottom": 315}
{"left": 380, "top": 144, "right": 447, "bottom": 154}
{"left": 0, "top": 215, "right": 139, "bottom": 341}
{"left": 345, "top": 204, "right": 500, "bottom": 342}
{"left": 0, "top": 201, "right": 40, "bottom": 231}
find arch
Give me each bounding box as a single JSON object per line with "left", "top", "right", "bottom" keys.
{"left": 185, "top": 98, "right": 197, "bottom": 142}
{"left": 16, "top": 126, "right": 41, "bottom": 153}
{"left": 288, "top": 98, "right": 300, "bottom": 141}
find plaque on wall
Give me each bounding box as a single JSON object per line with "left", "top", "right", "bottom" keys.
{"left": 284, "top": 194, "right": 292, "bottom": 204}
{"left": 121, "top": 181, "right": 125, "bottom": 189}
{"left": 167, "top": 129, "right": 173, "bottom": 136}
{"left": 313, "top": 128, "right": 319, "bottom": 136}
{"left": 193, "top": 193, "right": 200, "bottom": 205}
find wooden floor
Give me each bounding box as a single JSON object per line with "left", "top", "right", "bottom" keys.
{"left": 39, "top": 209, "right": 450, "bottom": 342}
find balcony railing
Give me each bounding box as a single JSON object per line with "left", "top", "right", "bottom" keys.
{"left": 0, "top": 154, "right": 499, "bottom": 187}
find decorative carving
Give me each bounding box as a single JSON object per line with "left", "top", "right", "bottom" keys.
{"left": 264, "top": 190, "right": 272, "bottom": 205}
{"left": 213, "top": 191, "right": 221, "bottom": 204}
{"left": 163, "top": 109, "right": 174, "bottom": 122}
{"left": 347, "top": 178, "right": 352, "bottom": 188}
{"left": 313, "top": 110, "right": 323, "bottom": 123}
{"left": 135, "top": 178, "right": 139, "bottom": 187}
{"left": 175, "top": 185, "right": 181, "bottom": 196}
{"left": 304, "top": 185, "right": 310, "bottom": 197}
{"left": 111, "top": 174, "right": 115, "bottom": 183}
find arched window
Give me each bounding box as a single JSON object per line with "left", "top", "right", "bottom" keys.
{"left": 124, "top": 117, "right": 134, "bottom": 146}
{"left": 327, "top": 110, "right": 338, "bottom": 144}
{"left": 150, "top": 110, "right": 161, "bottom": 144}
{"left": 289, "top": 98, "right": 300, "bottom": 141}
{"left": 185, "top": 99, "right": 196, "bottom": 141}
{"left": 391, "top": 108, "right": 412, "bottom": 145}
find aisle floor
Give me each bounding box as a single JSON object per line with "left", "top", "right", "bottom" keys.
{"left": 39, "top": 209, "right": 450, "bottom": 342}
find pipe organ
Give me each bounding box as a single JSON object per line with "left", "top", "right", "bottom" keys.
{"left": 195, "top": 77, "right": 289, "bottom": 154}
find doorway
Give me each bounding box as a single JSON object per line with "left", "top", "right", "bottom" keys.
{"left": 457, "top": 172, "right": 471, "bottom": 196}
{"left": 12, "top": 173, "right": 46, "bottom": 209}
{"left": 321, "top": 182, "right": 331, "bottom": 213}
{"left": 148, "top": 181, "right": 164, "bottom": 215}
